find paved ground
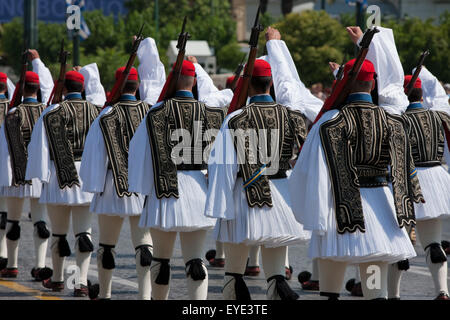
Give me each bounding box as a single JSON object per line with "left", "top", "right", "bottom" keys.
{"left": 0, "top": 199, "right": 448, "bottom": 300}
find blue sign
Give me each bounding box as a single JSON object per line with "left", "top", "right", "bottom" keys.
{"left": 345, "top": 0, "right": 368, "bottom": 5}
{"left": 0, "top": 0, "right": 128, "bottom": 23}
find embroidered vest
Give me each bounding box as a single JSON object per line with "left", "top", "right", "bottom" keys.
{"left": 99, "top": 100, "right": 150, "bottom": 197}
{"left": 320, "top": 103, "right": 424, "bottom": 234}
{"left": 5, "top": 102, "right": 45, "bottom": 186}
{"left": 44, "top": 99, "right": 100, "bottom": 189}
{"left": 146, "top": 96, "right": 226, "bottom": 199}
{"left": 228, "top": 102, "right": 308, "bottom": 208}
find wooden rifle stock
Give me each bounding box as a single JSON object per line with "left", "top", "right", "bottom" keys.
{"left": 47, "top": 39, "right": 70, "bottom": 106}
{"left": 313, "top": 27, "right": 380, "bottom": 124}
{"left": 157, "top": 17, "right": 190, "bottom": 103}
{"left": 405, "top": 50, "right": 430, "bottom": 97}
{"left": 103, "top": 23, "right": 145, "bottom": 109}
{"left": 9, "top": 51, "right": 30, "bottom": 111}
{"left": 227, "top": 5, "right": 263, "bottom": 115}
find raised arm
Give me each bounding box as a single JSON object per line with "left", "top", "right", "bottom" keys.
{"left": 352, "top": 26, "right": 409, "bottom": 114}
{"left": 29, "top": 49, "right": 54, "bottom": 104}
{"left": 265, "top": 27, "right": 322, "bottom": 122}
{"left": 414, "top": 66, "right": 450, "bottom": 115}
{"left": 79, "top": 63, "right": 107, "bottom": 106}
{"left": 137, "top": 37, "right": 166, "bottom": 105}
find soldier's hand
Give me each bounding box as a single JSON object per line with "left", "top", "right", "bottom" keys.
{"left": 187, "top": 56, "right": 198, "bottom": 64}
{"left": 329, "top": 62, "right": 340, "bottom": 73}
{"left": 133, "top": 35, "right": 137, "bottom": 43}
{"left": 265, "top": 27, "right": 281, "bottom": 41}
{"left": 28, "top": 49, "right": 40, "bottom": 61}
{"left": 346, "top": 26, "right": 363, "bottom": 44}
{"left": 73, "top": 66, "right": 82, "bottom": 72}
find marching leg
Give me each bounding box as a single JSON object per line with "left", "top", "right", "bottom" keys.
{"left": 129, "top": 215, "right": 153, "bottom": 300}
{"left": 261, "top": 246, "right": 298, "bottom": 300}
{"left": 387, "top": 263, "right": 403, "bottom": 299}
{"left": 245, "top": 245, "right": 260, "bottom": 276}
{"left": 180, "top": 230, "right": 208, "bottom": 300}
{"left": 72, "top": 205, "right": 93, "bottom": 296}
{"left": 0, "top": 197, "right": 8, "bottom": 270}
{"left": 359, "top": 261, "right": 388, "bottom": 300}
{"left": 223, "top": 242, "right": 250, "bottom": 300}
{"left": 318, "top": 259, "right": 347, "bottom": 300}
{"left": 150, "top": 228, "right": 176, "bottom": 300}
{"left": 2, "top": 197, "right": 24, "bottom": 277}
{"left": 416, "top": 218, "right": 449, "bottom": 299}
{"left": 45, "top": 204, "right": 71, "bottom": 291}
{"left": 96, "top": 214, "right": 123, "bottom": 300}
{"left": 29, "top": 198, "right": 51, "bottom": 279}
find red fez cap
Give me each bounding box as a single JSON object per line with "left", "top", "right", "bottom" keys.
{"left": 226, "top": 75, "right": 235, "bottom": 88}
{"left": 0, "top": 72, "right": 7, "bottom": 84}
{"left": 252, "top": 59, "right": 272, "bottom": 77}
{"left": 25, "top": 71, "right": 39, "bottom": 84}
{"left": 180, "top": 60, "right": 196, "bottom": 77}
{"left": 115, "top": 67, "right": 138, "bottom": 81}
{"left": 65, "top": 71, "right": 84, "bottom": 84}
{"left": 403, "top": 75, "right": 421, "bottom": 89}
{"left": 344, "top": 59, "right": 375, "bottom": 82}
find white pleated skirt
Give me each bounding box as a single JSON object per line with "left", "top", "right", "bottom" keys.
{"left": 308, "top": 185, "right": 417, "bottom": 264}
{"left": 414, "top": 165, "right": 450, "bottom": 221}
{"left": 214, "top": 176, "right": 311, "bottom": 248}
{"left": 90, "top": 170, "right": 144, "bottom": 216}
{"left": 39, "top": 161, "right": 93, "bottom": 206}
{"left": 0, "top": 178, "right": 42, "bottom": 198}
{"left": 139, "top": 170, "right": 216, "bottom": 232}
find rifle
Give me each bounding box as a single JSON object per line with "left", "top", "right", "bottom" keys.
{"left": 229, "top": 54, "right": 246, "bottom": 91}
{"left": 8, "top": 50, "right": 30, "bottom": 111}
{"left": 47, "top": 39, "right": 70, "bottom": 106}
{"left": 405, "top": 50, "right": 430, "bottom": 97}
{"left": 227, "top": 5, "right": 263, "bottom": 115}
{"left": 312, "top": 27, "right": 380, "bottom": 124}
{"left": 157, "top": 17, "right": 190, "bottom": 102}
{"left": 103, "top": 23, "right": 145, "bottom": 108}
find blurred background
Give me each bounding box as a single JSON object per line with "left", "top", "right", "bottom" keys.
{"left": 0, "top": 0, "right": 449, "bottom": 99}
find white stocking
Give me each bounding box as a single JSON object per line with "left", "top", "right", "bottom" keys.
{"left": 180, "top": 230, "right": 208, "bottom": 300}
{"left": 261, "top": 246, "right": 288, "bottom": 300}
{"left": 30, "top": 199, "right": 49, "bottom": 269}
{"left": 248, "top": 245, "right": 260, "bottom": 267}
{"left": 5, "top": 197, "right": 24, "bottom": 268}
{"left": 311, "top": 258, "right": 319, "bottom": 281}
{"left": 97, "top": 214, "right": 123, "bottom": 299}
{"left": 387, "top": 263, "right": 403, "bottom": 299}
{"left": 215, "top": 241, "right": 225, "bottom": 259}
{"left": 0, "top": 197, "right": 7, "bottom": 259}
{"left": 150, "top": 228, "right": 176, "bottom": 300}
{"left": 359, "top": 261, "right": 388, "bottom": 300}
{"left": 47, "top": 204, "right": 71, "bottom": 282}
{"left": 129, "top": 216, "right": 152, "bottom": 300}
{"left": 72, "top": 206, "right": 93, "bottom": 287}
{"left": 318, "top": 259, "right": 347, "bottom": 298}
{"left": 416, "top": 219, "right": 448, "bottom": 295}
{"left": 223, "top": 243, "right": 249, "bottom": 300}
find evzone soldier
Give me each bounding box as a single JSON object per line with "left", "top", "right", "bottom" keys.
{"left": 128, "top": 60, "right": 226, "bottom": 300}
{"left": 387, "top": 68, "right": 450, "bottom": 300}
{"left": 187, "top": 58, "right": 267, "bottom": 278}
{"left": 25, "top": 66, "right": 101, "bottom": 296}
{"left": 0, "top": 72, "right": 14, "bottom": 272}
{"left": 289, "top": 26, "right": 423, "bottom": 300}
{"left": 80, "top": 37, "right": 165, "bottom": 300}
{"left": 205, "top": 55, "right": 311, "bottom": 300}
{"left": 0, "top": 50, "right": 54, "bottom": 280}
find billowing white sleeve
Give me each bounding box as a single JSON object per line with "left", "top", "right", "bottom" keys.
{"left": 80, "top": 107, "right": 110, "bottom": 193}
{"left": 137, "top": 37, "right": 166, "bottom": 105}
{"left": 80, "top": 63, "right": 106, "bottom": 106}
{"left": 128, "top": 115, "right": 153, "bottom": 196}
{"left": 288, "top": 110, "right": 339, "bottom": 233}
{"left": 413, "top": 66, "right": 450, "bottom": 115}
{"left": 362, "top": 27, "right": 409, "bottom": 114}
{"left": 7, "top": 78, "right": 15, "bottom": 98}
{"left": 444, "top": 135, "right": 450, "bottom": 167}
{"left": 266, "top": 40, "right": 323, "bottom": 122}
{"left": 204, "top": 114, "right": 239, "bottom": 220}
{"left": 195, "top": 62, "right": 233, "bottom": 108}
{"left": 0, "top": 125, "right": 13, "bottom": 187}
{"left": 25, "top": 104, "right": 57, "bottom": 182}
{"left": 32, "top": 58, "right": 54, "bottom": 105}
